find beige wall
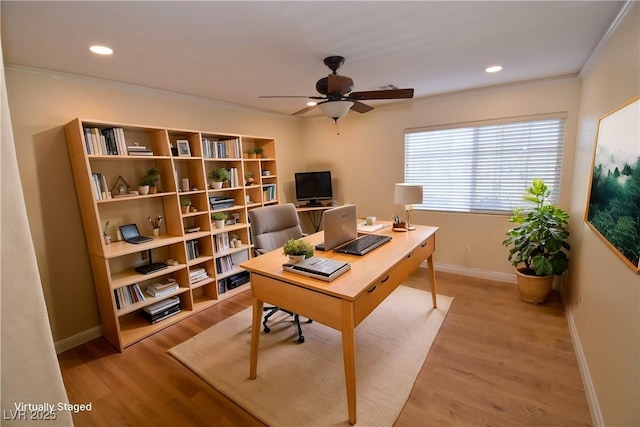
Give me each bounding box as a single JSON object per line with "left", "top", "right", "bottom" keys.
{"left": 5, "top": 68, "right": 304, "bottom": 342}
{"left": 567, "top": 3, "right": 639, "bottom": 426}
{"left": 301, "top": 78, "right": 580, "bottom": 278}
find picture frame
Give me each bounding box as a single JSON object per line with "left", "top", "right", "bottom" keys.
{"left": 177, "top": 140, "right": 191, "bottom": 157}
{"left": 584, "top": 95, "right": 640, "bottom": 273}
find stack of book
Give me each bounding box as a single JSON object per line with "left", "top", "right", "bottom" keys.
{"left": 145, "top": 278, "right": 179, "bottom": 298}
{"left": 141, "top": 296, "right": 181, "bottom": 324}
{"left": 189, "top": 268, "right": 208, "bottom": 284}
{"left": 127, "top": 144, "right": 154, "bottom": 156}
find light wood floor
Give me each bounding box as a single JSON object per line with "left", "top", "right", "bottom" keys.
{"left": 58, "top": 271, "right": 592, "bottom": 426}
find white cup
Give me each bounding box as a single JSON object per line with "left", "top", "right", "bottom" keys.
{"left": 365, "top": 216, "right": 376, "bottom": 225}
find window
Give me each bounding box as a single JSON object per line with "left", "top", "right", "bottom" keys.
{"left": 404, "top": 115, "right": 566, "bottom": 213}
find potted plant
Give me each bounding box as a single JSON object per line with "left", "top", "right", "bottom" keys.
{"left": 142, "top": 167, "right": 160, "bottom": 193}
{"left": 245, "top": 171, "right": 254, "bottom": 185}
{"left": 208, "top": 168, "right": 229, "bottom": 189}
{"left": 180, "top": 196, "right": 191, "bottom": 214}
{"left": 211, "top": 212, "right": 228, "bottom": 229}
{"left": 283, "top": 238, "right": 314, "bottom": 263}
{"left": 502, "top": 179, "right": 571, "bottom": 303}
{"left": 138, "top": 175, "right": 154, "bottom": 195}
{"left": 253, "top": 147, "right": 264, "bottom": 159}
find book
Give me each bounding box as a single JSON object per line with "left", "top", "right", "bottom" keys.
{"left": 146, "top": 278, "right": 179, "bottom": 298}
{"left": 283, "top": 256, "right": 351, "bottom": 282}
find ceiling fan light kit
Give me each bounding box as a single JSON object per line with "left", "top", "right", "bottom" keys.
{"left": 260, "top": 55, "right": 414, "bottom": 126}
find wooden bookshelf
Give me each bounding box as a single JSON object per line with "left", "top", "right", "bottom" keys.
{"left": 65, "top": 118, "right": 278, "bottom": 351}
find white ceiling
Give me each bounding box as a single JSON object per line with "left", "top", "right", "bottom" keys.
{"left": 1, "top": 1, "right": 625, "bottom": 117}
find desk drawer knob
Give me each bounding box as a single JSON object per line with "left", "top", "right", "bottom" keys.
{"left": 380, "top": 274, "right": 390, "bottom": 283}
{"left": 368, "top": 285, "right": 377, "bottom": 293}
{"left": 422, "top": 241, "right": 428, "bottom": 247}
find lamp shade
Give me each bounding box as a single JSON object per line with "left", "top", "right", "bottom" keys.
{"left": 318, "top": 100, "right": 354, "bottom": 119}
{"left": 393, "top": 183, "right": 423, "bottom": 205}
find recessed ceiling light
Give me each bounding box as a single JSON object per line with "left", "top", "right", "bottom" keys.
{"left": 306, "top": 101, "right": 317, "bottom": 107}
{"left": 89, "top": 45, "right": 113, "bottom": 55}
{"left": 485, "top": 65, "right": 503, "bottom": 73}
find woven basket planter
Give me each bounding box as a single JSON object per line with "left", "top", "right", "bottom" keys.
{"left": 515, "top": 267, "right": 554, "bottom": 304}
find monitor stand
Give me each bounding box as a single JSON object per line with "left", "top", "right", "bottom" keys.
{"left": 301, "top": 200, "right": 324, "bottom": 207}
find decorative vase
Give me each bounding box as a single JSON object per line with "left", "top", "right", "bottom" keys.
{"left": 515, "top": 267, "right": 554, "bottom": 304}
{"left": 138, "top": 185, "right": 150, "bottom": 195}
{"left": 103, "top": 233, "right": 111, "bottom": 245}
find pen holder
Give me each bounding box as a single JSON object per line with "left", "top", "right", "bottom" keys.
{"left": 392, "top": 221, "right": 408, "bottom": 232}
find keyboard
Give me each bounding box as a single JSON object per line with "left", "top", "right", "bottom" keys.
{"left": 334, "top": 234, "right": 392, "bottom": 256}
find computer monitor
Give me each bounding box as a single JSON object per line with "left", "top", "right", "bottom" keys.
{"left": 294, "top": 171, "right": 333, "bottom": 207}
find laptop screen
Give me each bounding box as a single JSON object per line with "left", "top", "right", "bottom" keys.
{"left": 119, "top": 224, "right": 141, "bottom": 241}
{"left": 322, "top": 204, "right": 357, "bottom": 251}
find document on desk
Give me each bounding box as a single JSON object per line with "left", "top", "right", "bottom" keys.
{"left": 283, "top": 256, "right": 351, "bottom": 282}
{"left": 357, "top": 222, "right": 387, "bottom": 233}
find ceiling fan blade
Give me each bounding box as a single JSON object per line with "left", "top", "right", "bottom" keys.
{"left": 327, "top": 74, "right": 354, "bottom": 95}
{"left": 259, "top": 95, "right": 324, "bottom": 99}
{"left": 350, "top": 100, "right": 374, "bottom": 114}
{"left": 292, "top": 105, "right": 318, "bottom": 116}
{"left": 348, "top": 88, "right": 414, "bottom": 100}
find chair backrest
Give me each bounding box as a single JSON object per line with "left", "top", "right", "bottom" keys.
{"left": 248, "top": 203, "right": 303, "bottom": 255}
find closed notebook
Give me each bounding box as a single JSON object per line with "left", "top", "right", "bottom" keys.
{"left": 283, "top": 256, "right": 350, "bottom": 282}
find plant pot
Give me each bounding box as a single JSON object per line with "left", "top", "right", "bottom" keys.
{"left": 211, "top": 181, "right": 223, "bottom": 189}
{"left": 149, "top": 185, "right": 158, "bottom": 194}
{"left": 515, "top": 267, "right": 554, "bottom": 304}
{"left": 181, "top": 205, "right": 190, "bottom": 214}
{"left": 287, "top": 254, "right": 305, "bottom": 264}
{"left": 138, "top": 185, "right": 150, "bottom": 195}
{"left": 214, "top": 220, "right": 225, "bottom": 229}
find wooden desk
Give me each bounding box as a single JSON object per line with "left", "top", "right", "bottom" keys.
{"left": 295, "top": 205, "right": 332, "bottom": 232}
{"left": 240, "top": 224, "right": 438, "bottom": 425}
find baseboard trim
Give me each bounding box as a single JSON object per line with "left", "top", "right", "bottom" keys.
{"left": 55, "top": 325, "right": 102, "bottom": 354}
{"left": 424, "top": 261, "right": 517, "bottom": 284}
{"left": 565, "top": 307, "right": 603, "bottom": 426}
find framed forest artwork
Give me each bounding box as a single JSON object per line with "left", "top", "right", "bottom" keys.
{"left": 585, "top": 95, "right": 640, "bottom": 273}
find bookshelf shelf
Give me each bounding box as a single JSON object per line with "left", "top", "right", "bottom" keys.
{"left": 65, "top": 118, "right": 279, "bottom": 351}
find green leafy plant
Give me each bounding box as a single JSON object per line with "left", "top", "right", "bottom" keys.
{"left": 208, "top": 168, "right": 229, "bottom": 182}
{"left": 139, "top": 167, "right": 160, "bottom": 186}
{"left": 282, "top": 238, "right": 314, "bottom": 259}
{"left": 502, "top": 179, "right": 571, "bottom": 276}
{"left": 180, "top": 196, "right": 191, "bottom": 207}
{"left": 253, "top": 147, "right": 264, "bottom": 155}
{"left": 211, "top": 212, "right": 228, "bottom": 221}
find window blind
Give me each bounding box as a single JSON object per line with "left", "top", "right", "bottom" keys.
{"left": 404, "top": 116, "right": 566, "bottom": 213}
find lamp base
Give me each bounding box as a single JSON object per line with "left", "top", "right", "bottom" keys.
{"left": 406, "top": 225, "right": 416, "bottom": 231}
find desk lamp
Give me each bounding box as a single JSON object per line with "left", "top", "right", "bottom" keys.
{"left": 393, "top": 183, "right": 423, "bottom": 231}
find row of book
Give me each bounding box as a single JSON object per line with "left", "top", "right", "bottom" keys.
{"left": 114, "top": 283, "right": 145, "bottom": 309}
{"left": 215, "top": 255, "right": 234, "bottom": 274}
{"left": 213, "top": 232, "right": 231, "bottom": 252}
{"left": 202, "top": 138, "right": 241, "bottom": 159}
{"left": 186, "top": 240, "right": 200, "bottom": 260}
{"left": 263, "top": 184, "right": 277, "bottom": 201}
{"left": 84, "top": 127, "right": 154, "bottom": 156}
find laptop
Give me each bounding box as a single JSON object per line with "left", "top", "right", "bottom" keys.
{"left": 317, "top": 205, "right": 391, "bottom": 256}
{"left": 119, "top": 223, "right": 153, "bottom": 244}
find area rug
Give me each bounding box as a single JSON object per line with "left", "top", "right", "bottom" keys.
{"left": 169, "top": 285, "right": 453, "bottom": 426}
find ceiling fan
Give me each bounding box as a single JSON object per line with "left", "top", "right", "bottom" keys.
{"left": 259, "top": 56, "right": 414, "bottom": 121}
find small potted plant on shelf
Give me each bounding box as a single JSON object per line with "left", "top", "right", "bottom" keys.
{"left": 253, "top": 147, "right": 264, "bottom": 158}
{"left": 211, "top": 212, "right": 228, "bottom": 229}
{"left": 245, "top": 171, "right": 254, "bottom": 185}
{"left": 208, "top": 168, "right": 229, "bottom": 189}
{"left": 180, "top": 196, "right": 191, "bottom": 214}
{"left": 142, "top": 167, "right": 161, "bottom": 193}
{"left": 103, "top": 220, "right": 111, "bottom": 245}
{"left": 502, "top": 179, "right": 571, "bottom": 304}
{"left": 283, "top": 238, "right": 314, "bottom": 264}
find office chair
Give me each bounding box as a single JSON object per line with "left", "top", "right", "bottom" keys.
{"left": 247, "top": 203, "right": 312, "bottom": 343}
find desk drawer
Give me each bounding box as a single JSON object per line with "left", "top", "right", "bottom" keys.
{"left": 353, "top": 235, "right": 435, "bottom": 325}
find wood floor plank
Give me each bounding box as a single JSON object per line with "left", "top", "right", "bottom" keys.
{"left": 58, "top": 270, "right": 592, "bottom": 426}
